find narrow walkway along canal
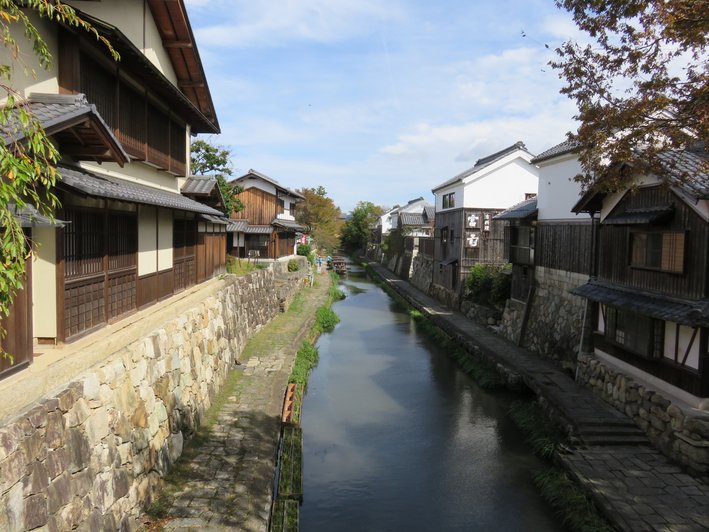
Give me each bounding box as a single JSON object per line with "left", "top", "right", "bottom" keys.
{"left": 299, "top": 265, "right": 563, "bottom": 531}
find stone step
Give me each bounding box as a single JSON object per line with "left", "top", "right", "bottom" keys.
{"left": 582, "top": 434, "right": 650, "bottom": 446}
{"left": 578, "top": 426, "right": 645, "bottom": 436}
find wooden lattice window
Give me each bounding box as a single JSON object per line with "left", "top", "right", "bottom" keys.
{"left": 118, "top": 81, "right": 146, "bottom": 157}
{"left": 605, "top": 306, "right": 664, "bottom": 359}
{"left": 147, "top": 104, "right": 170, "bottom": 169}
{"left": 80, "top": 54, "right": 116, "bottom": 126}
{"left": 169, "top": 119, "right": 186, "bottom": 176}
{"left": 107, "top": 213, "right": 137, "bottom": 271}
{"left": 630, "top": 231, "right": 685, "bottom": 273}
{"left": 64, "top": 210, "right": 105, "bottom": 279}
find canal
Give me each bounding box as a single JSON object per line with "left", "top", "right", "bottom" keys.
{"left": 299, "top": 265, "right": 563, "bottom": 531}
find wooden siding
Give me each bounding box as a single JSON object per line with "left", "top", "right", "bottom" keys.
{"left": 197, "top": 233, "right": 227, "bottom": 283}
{"left": 535, "top": 221, "right": 593, "bottom": 275}
{"left": 0, "top": 248, "right": 33, "bottom": 378}
{"left": 230, "top": 187, "right": 277, "bottom": 225}
{"left": 511, "top": 263, "right": 534, "bottom": 302}
{"left": 276, "top": 231, "right": 295, "bottom": 258}
{"left": 595, "top": 332, "right": 709, "bottom": 396}
{"left": 79, "top": 51, "right": 187, "bottom": 176}
{"left": 419, "top": 237, "right": 434, "bottom": 257}
{"left": 598, "top": 187, "right": 708, "bottom": 299}
{"left": 137, "top": 273, "right": 158, "bottom": 310}
{"left": 62, "top": 209, "right": 138, "bottom": 341}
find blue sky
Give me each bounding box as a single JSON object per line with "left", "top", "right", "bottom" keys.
{"left": 184, "top": 0, "right": 583, "bottom": 213}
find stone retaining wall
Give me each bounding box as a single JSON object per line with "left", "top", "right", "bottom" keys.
{"left": 0, "top": 261, "right": 308, "bottom": 531}
{"left": 501, "top": 266, "right": 586, "bottom": 365}
{"left": 410, "top": 254, "right": 433, "bottom": 294}
{"left": 577, "top": 353, "right": 709, "bottom": 476}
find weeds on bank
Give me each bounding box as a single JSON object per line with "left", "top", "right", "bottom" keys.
{"left": 535, "top": 469, "right": 615, "bottom": 532}
{"left": 289, "top": 342, "right": 319, "bottom": 385}
{"left": 508, "top": 400, "right": 566, "bottom": 458}
{"left": 507, "top": 401, "right": 614, "bottom": 532}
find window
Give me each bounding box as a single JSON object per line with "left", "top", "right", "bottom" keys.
{"left": 440, "top": 227, "right": 448, "bottom": 258}
{"left": 630, "top": 231, "right": 685, "bottom": 273}
{"left": 605, "top": 307, "right": 664, "bottom": 359}
{"left": 449, "top": 229, "right": 455, "bottom": 254}
{"left": 442, "top": 193, "right": 455, "bottom": 209}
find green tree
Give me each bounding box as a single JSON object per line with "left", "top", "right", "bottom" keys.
{"left": 190, "top": 138, "right": 243, "bottom": 215}
{"left": 295, "top": 186, "right": 342, "bottom": 253}
{"left": 0, "top": 1, "right": 117, "bottom": 352}
{"left": 340, "top": 201, "right": 384, "bottom": 252}
{"left": 552, "top": 0, "right": 708, "bottom": 190}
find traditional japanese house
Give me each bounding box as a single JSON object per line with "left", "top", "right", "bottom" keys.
{"left": 227, "top": 170, "right": 305, "bottom": 259}
{"left": 572, "top": 146, "right": 709, "bottom": 401}
{"left": 430, "top": 141, "right": 539, "bottom": 294}
{"left": 0, "top": 1, "right": 223, "bottom": 377}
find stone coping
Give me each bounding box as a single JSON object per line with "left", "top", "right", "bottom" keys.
{"left": 0, "top": 275, "right": 238, "bottom": 425}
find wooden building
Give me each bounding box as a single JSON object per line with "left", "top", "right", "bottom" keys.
{"left": 0, "top": 1, "right": 224, "bottom": 378}
{"left": 431, "top": 141, "right": 539, "bottom": 293}
{"left": 227, "top": 170, "right": 305, "bottom": 259}
{"left": 573, "top": 146, "right": 709, "bottom": 400}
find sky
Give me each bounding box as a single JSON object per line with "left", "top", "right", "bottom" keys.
{"left": 184, "top": 0, "right": 584, "bottom": 213}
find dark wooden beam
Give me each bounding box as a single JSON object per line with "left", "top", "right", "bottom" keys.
{"left": 163, "top": 41, "right": 192, "bottom": 49}
{"left": 177, "top": 80, "right": 205, "bottom": 88}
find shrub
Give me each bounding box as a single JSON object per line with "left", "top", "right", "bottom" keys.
{"left": 315, "top": 306, "right": 339, "bottom": 333}
{"left": 287, "top": 259, "right": 300, "bottom": 272}
{"left": 465, "top": 263, "right": 511, "bottom": 309}
{"left": 296, "top": 243, "right": 312, "bottom": 257}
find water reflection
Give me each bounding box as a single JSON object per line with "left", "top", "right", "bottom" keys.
{"left": 300, "top": 269, "right": 561, "bottom": 531}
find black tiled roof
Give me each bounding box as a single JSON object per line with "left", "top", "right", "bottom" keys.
{"left": 226, "top": 220, "right": 248, "bottom": 233}
{"left": 424, "top": 205, "right": 436, "bottom": 221}
{"left": 432, "top": 141, "right": 531, "bottom": 192}
{"left": 659, "top": 147, "right": 709, "bottom": 199}
{"left": 603, "top": 205, "right": 673, "bottom": 225}
{"left": 242, "top": 225, "right": 273, "bottom": 235}
{"left": 571, "top": 281, "right": 709, "bottom": 328}
{"left": 399, "top": 212, "right": 427, "bottom": 226}
{"left": 272, "top": 218, "right": 305, "bottom": 231}
{"left": 200, "top": 214, "right": 229, "bottom": 224}
{"left": 494, "top": 198, "right": 538, "bottom": 221}
{"left": 531, "top": 139, "right": 579, "bottom": 164}
{"left": 9, "top": 204, "right": 68, "bottom": 228}
{"left": 57, "top": 164, "right": 223, "bottom": 215}
{"left": 182, "top": 176, "right": 217, "bottom": 195}
{"left": 232, "top": 169, "right": 305, "bottom": 200}
{"left": 1, "top": 93, "right": 129, "bottom": 163}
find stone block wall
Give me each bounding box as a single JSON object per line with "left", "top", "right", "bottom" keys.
{"left": 577, "top": 353, "right": 709, "bottom": 476}
{"left": 0, "top": 264, "right": 307, "bottom": 531}
{"left": 501, "top": 266, "right": 587, "bottom": 364}
{"left": 410, "top": 254, "right": 433, "bottom": 294}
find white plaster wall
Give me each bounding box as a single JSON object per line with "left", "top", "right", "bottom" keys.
{"left": 242, "top": 178, "right": 277, "bottom": 196}
{"left": 0, "top": 13, "right": 59, "bottom": 100}
{"left": 32, "top": 227, "right": 57, "bottom": 338}
{"left": 663, "top": 322, "right": 700, "bottom": 370}
{"left": 80, "top": 161, "right": 181, "bottom": 193}
{"left": 434, "top": 183, "right": 464, "bottom": 212}
{"left": 138, "top": 206, "right": 157, "bottom": 276}
{"left": 461, "top": 159, "right": 538, "bottom": 209}
{"left": 157, "top": 208, "right": 173, "bottom": 271}
{"left": 536, "top": 155, "right": 587, "bottom": 221}
{"left": 66, "top": 0, "right": 178, "bottom": 85}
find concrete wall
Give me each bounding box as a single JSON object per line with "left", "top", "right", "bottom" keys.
{"left": 0, "top": 263, "right": 307, "bottom": 531}
{"left": 577, "top": 353, "right": 709, "bottom": 476}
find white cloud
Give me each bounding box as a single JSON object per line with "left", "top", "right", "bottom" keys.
{"left": 193, "top": 0, "right": 403, "bottom": 49}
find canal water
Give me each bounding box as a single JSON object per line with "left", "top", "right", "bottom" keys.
{"left": 299, "top": 266, "right": 562, "bottom": 531}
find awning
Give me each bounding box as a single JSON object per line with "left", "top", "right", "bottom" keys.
{"left": 571, "top": 281, "right": 709, "bottom": 328}
{"left": 200, "top": 214, "right": 229, "bottom": 224}
{"left": 56, "top": 164, "right": 224, "bottom": 216}
{"left": 226, "top": 220, "right": 248, "bottom": 233}
{"left": 10, "top": 204, "right": 68, "bottom": 228}
{"left": 271, "top": 218, "right": 305, "bottom": 231}
{"left": 243, "top": 225, "right": 273, "bottom": 235}
{"left": 2, "top": 93, "right": 130, "bottom": 166}
{"left": 494, "top": 198, "right": 538, "bottom": 221}
{"left": 603, "top": 206, "right": 673, "bottom": 225}
{"left": 440, "top": 258, "right": 458, "bottom": 266}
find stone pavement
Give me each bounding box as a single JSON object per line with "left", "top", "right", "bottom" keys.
{"left": 140, "top": 273, "right": 330, "bottom": 531}
{"left": 367, "top": 261, "right": 709, "bottom": 532}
